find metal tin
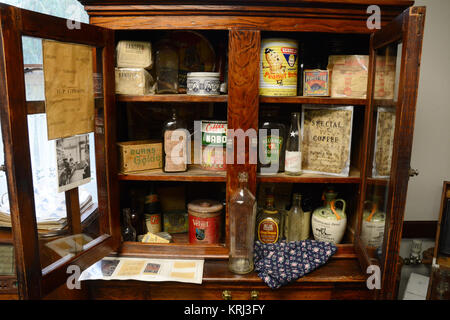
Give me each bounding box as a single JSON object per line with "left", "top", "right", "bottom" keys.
{"left": 187, "top": 72, "right": 220, "bottom": 95}
{"left": 303, "top": 69, "right": 330, "bottom": 96}
{"left": 259, "top": 38, "right": 298, "bottom": 96}
{"left": 201, "top": 120, "right": 227, "bottom": 171}
{"left": 188, "top": 199, "right": 223, "bottom": 244}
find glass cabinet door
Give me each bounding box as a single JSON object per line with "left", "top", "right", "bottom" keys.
{"left": 0, "top": 4, "right": 120, "bottom": 299}
{"left": 357, "top": 6, "right": 426, "bottom": 299}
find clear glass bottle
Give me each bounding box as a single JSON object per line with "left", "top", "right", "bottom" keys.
{"left": 285, "top": 112, "right": 302, "bottom": 175}
{"left": 285, "top": 193, "right": 309, "bottom": 241}
{"left": 228, "top": 172, "right": 257, "bottom": 274}
{"left": 162, "top": 107, "right": 188, "bottom": 172}
{"left": 256, "top": 187, "right": 283, "bottom": 243}
{"left": 122, "top": 208, "right": 137, "bottom": 241}
{"left": 155, "top": 39, "right": 179, "bottom": 94}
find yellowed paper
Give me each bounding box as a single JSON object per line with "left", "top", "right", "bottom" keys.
{"left": 373, "top": 107, "right": 396, "bottom": 177}
{"left": 173, "top": 261, "right": 196, "bottom": 269}
{"left": 170, "top": 271, "right": 195, "bottom": 279}
{"left": 301, "top": 105, "right": 354, "bottom": 176}
{"left": 116, "top": 260, "right": 146, "bottom": 277}
{"left": 43, "top": 40, "right": 95, "bottom": 140}
{"left": 79, "top": 257, "right": 204, "bottom": 284}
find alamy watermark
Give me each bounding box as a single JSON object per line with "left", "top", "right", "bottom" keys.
{"left": 367, "top": 5, "right": 381, "bottom": 30}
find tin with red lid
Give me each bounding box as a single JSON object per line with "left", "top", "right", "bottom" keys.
{"left": 188, "top": 199, "right": 223, "bottom": 244}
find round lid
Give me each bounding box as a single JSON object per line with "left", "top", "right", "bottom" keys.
{"left": 188, "top": 199, "right": 223, "bottom": 213}
{"left": 187, "top": 72, "right": 220, "bottom": 77}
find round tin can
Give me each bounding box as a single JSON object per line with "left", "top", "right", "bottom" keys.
{"left": 187, "top": 72, "right": 220, "bottom": 95}
{"left": 188, "top": 199, "right": 223, "bottom": 244}
{"left": 259, "top": 38, "right": 299, "bottom": 96}
{"left": 201, "top": 120, "right": 227, "bottom": 171}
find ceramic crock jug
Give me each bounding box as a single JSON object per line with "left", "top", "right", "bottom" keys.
{"left": 361, "top": 198, "right": 386, "bottom": 248}
{"left": 311, "top": 189, "right": 347, "bottom": 244}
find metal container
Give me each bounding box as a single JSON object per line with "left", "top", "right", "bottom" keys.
{"left": 259, "top": 38, "right": 299, "bottom": 96}
{"left": 188, "top": 199, "right": 223, "bottom": 244}
{"left": 201, "top": 120, "right": 227, "bottom": 171}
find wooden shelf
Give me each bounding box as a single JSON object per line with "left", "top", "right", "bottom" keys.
{"left": 118, "top": 241, "right": 356, "bottom": 260}
{"left": 118, "top": 166, "right": 226, "bottom": 182}
{"left": 257, "top": 167, "right": 361, "bottom": 184}
{"left": 116, "top": 94, "right": 228, "bottom": 103}
{"left": 260, "top": 96, "right": 367, "bottom": 105}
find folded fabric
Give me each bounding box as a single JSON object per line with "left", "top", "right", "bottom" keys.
{"left": 254, "top": 240, "right": 337, "bottom": 289}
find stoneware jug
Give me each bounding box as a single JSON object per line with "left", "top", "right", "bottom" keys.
{"left": 361, "top": 199, "right": 386, "bottom": 248}
{"left": 311, "top": 190, "right": 347, "bottom": 244}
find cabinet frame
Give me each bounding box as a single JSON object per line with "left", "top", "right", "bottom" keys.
{"left": 0, "top": 1, "right": 425, "bottom": 300}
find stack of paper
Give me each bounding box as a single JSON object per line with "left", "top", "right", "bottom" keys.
{"left": 0, "top": 188, "right": 94, "bottom": 234}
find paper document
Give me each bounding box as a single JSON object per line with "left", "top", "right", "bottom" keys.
{"left": 79, "top": 257, "right": 204, "bottom": 284}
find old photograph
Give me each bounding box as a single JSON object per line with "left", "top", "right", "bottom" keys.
{"left": 56, "top": 134, "right": 91, "bottom": 192}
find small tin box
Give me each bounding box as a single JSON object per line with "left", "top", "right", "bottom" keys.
{"left": 303, "top": 69, "right": 330, "bottom": 97}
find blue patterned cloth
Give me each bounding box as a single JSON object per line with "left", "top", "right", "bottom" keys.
{"left": 254, "top": 240, "right": 337, "bottom": 289}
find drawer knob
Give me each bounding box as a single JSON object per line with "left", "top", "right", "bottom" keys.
{"left": 222, "top": 290, "right": 232, "bottom": 300}
{"left": 250, "top": 290, "right": 259, "bottom": 300}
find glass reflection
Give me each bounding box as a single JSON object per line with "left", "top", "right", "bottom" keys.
{"left": 363, "top": 41, "right": 401, "bottom": 266}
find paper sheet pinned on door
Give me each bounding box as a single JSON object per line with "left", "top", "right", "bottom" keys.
{"left": 79, "top": 257, "right": 204, "bottom": 284}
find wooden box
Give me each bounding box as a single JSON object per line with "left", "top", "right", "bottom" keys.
{"left": 117, "top": 140, "right": 162, "bottom": 173}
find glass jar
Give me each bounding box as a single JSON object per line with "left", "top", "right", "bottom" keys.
{"left": 155, "top": 39, "right": 179, "bottom": 94}
{"left": 228, "top": 172, "right": 257, "bottom": 274}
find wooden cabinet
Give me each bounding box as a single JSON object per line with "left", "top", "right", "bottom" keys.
{"left": 0, "top": 1, "right": 425, "bottom": 300}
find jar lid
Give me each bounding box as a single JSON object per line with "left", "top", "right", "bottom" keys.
{"left": 188, "top": 199, "right": 223, "bottom": 213}
{"left": 187, "top": 72, "right": 220, "bottom": 78}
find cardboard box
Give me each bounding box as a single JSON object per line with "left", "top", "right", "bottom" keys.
{"left": 117, "top": 140, "right": 162, "bottom": 173}
{"left": 328, "top": 55, "right": 396, "bottom": 99}
{"left": 116, "top": 40, "right": 153, "bottom": 69}
{"left": 115, "top": 68, "right": 155, "bottom": 95}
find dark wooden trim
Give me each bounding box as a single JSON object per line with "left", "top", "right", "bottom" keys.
{"left": 260, "top": 96, "right": 367, "bottom": 105}
{"left": 117, "top": 94, "right": 228, "bottom": 103}
{"left": 80, "top": 0, "right": 414, "bottom": 7}
{"left": 91, "top": 15, "right": 382, "bottom": 33}
{"left": 65, "top": 188, "right": 82, "bottom": 235}
{"left": 379, "top": 6, "right": 426, "bottom": 300}
{"left": 0, "top": 4, "right": 42, "bottom": 300}
{"left": 226, "top": 29, "right": 260, "bottom": 252}
{"left": 41, "top": 234, "right": 114, "bottom": 297}
{"left": 0, "top": 3, "right": 109, "bottom": 47}
{"left": 401, "top": 221, "right": 437, "bottom": 239}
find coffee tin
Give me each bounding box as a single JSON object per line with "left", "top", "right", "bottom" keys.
{"left": 259, "top": 38, "right": 299, "bottom": 96}
{"left": 201, "top": 120, "right": 227, "bottom": 171}
{"left": 188, "top": 199, "right": 223, "bottom": 244}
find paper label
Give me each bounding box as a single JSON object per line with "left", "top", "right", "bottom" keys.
{"left": 285, "top": 151, "right": 302, "bottom": 172}
{"left": 42, "top": 40, "right": 94, "bottom": 140}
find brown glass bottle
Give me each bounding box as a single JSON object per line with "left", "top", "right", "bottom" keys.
{"left": 256, "top": 188, "right": 283, "bottom": 243}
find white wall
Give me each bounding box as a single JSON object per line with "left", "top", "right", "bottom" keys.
{"left": 404, "top": 0, "right": 450, "bottom": 221}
